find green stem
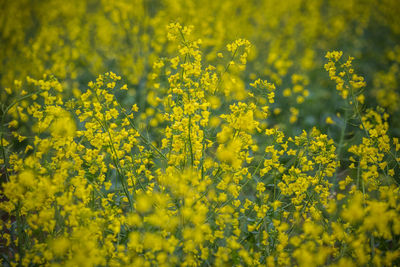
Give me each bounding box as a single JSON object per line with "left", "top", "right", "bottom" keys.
{"left": 336, "top": 108, "right": 349, "bottom": 164}
{"left": 0, "top": 90, "right": 43, "bottom": 181}
{"left": 188, "top": 115, "right": 194, "bottom": 167}
{"left": 92, "top": 92, "right": 133, "bottom": 211}
{"left": 213, "top": 48, "right": 238, "bottom": 95}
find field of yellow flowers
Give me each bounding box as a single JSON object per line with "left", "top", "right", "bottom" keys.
{"left": 1, "top": 0, "right": 400, "bottom": 266}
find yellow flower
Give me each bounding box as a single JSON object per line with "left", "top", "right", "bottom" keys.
{"left": 325, "top": 116, "right": 335, "bottom": 125}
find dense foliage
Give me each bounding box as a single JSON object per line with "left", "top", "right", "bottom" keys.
{"left": 1, "top": 1, "right": 400, "bottom": 266}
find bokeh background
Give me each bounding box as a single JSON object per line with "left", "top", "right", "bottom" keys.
{"left": 1, "top": 0, "right": 400, "bottom": 136}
